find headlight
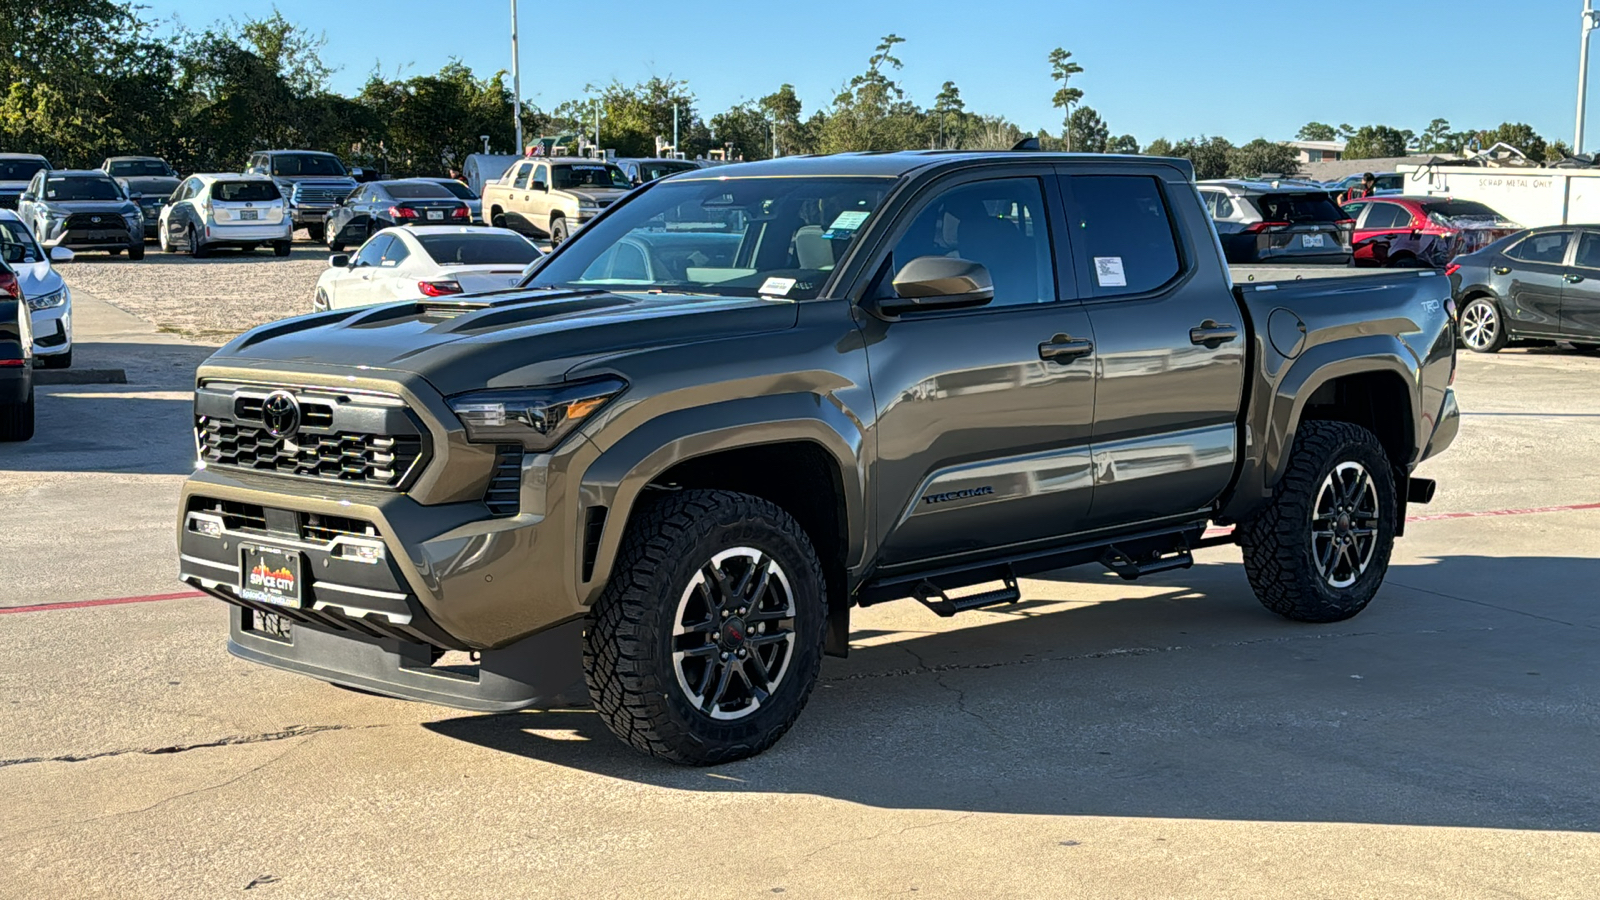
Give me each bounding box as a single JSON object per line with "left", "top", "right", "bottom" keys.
{"left": 448, "top": 377, "right": 626, "bottom": 451}
{"left": 27, "top": 288, "right": 65, "bottom": 311}
{"left": 578, "top": 199, "right": 599, "bottom": 211}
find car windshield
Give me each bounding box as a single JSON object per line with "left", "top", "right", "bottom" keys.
{"left": 211, "top": 181, "right": 280, "bottom": 202}
{"left": 270, "top": 154, "right": 347, "bottom": 177}
{"left": 0, "top": 160, "right": 47, "bottom": 181}
{"left": 528, "top": 175, "right": 895, "bottom": 300}
{"left": 385, "top": 182, "right": 453, "bottom": 199}
{"left": 418, "top": 233, "right": 540, "bottom": 265}
{"left": 0, "top": 220, "right": 42, "bottom": 264}
{"left": 433, "top": 180, "right": 478, "bottom": 200}
{"left": 552, "top": 164, "right": 631, "bottom": 190}
{"left": 45, "top": 177, "right": 122, "bottom": 201}
{"left": 1255, "top": 192, "right": 1348, "bottom": 223}
{"left": 108, "top": 160, "right": 172, "bottom": 177}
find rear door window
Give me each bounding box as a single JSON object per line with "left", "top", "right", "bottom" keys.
{"left": 1507, "top": 231, "right": 1571, "bottom": 264}
{"left": 1065, "top": 175, "right": 1182, "bottom": 297}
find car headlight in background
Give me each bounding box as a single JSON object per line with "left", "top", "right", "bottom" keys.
{"left": 27, "top": 288, "right": 66, "bottom": 311}
{"left": 578, "top": 199, "right": 599, "bottom": 211}
{"left": 448, "top": 377, "right": 626, "bottom": 451}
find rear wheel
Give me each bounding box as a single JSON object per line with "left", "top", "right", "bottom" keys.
{"left": 1570, "top": 342, "right": 1600, "bottom": 354}
{"left": 188, "top": 226, "right": 207, "bottom": 258}
{"left": 1240, "top": 421, "right": 1397, "bottom": 623}
{"left": 273, "top": 241, "right": 292, "bottom": 257}
{"left": 584, "top": 489, "right": 827, "bottom": 765}
{"left": 306, "top": 223, "right": 326, "bottom": 243}
{"left": 1459, "top": 296, "right": 1507, "bottom": 353}
{"left": 0, "top": 387, "right": 35, "bottom": 442}
{"left": 490, "top": 209, "right": 506, "bottom": 229}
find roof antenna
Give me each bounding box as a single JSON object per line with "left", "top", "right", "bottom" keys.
{"left": 1011, "top": 137, "right": 1042, "bottom": 152}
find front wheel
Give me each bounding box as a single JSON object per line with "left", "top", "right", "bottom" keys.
{"left": 1459, "top": 297, "right": 1508, "bottom": 353}
{"left": 550, "top": 216, "right": 569, "bottom": 246}
{"left": 305, "top": 223, "right": 326, "bottom": 243}
{"left": 158, "top": 225, "right": 171, "bottom": 253}
{"left": 1240, "top": 420, "right": 1398, "bottom": 623}
{"left": 584, "top": 489, "right": 827, "bottom": 765}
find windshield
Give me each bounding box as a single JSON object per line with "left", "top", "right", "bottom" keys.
{"left": 45, "top": 176, "right": 123, "bottom": 201}
{"left": 418, "top": 233, "right": 540, "bottom": 265}
{"left": 211, "top": 181, "right": 280, "bottom": 202}
{"left": 0, "top": 160, "right": 47, "bottom": 182}
{"left": 529, "top": 175, "right": 895, "bottom": 300}
{"left": 0, "top": 220, "right": 42, "bottom": 264}
{"left": 638, "top": 161, "right": 698, "bottom": 183}
{"left": 552, "top": 164, "right": 631, "bottom": 190}
{"left": 385, "top": 182, "right": 453, "bottom": 199}
{"left": 1255, "top": 192, "right": 1348, "bottom": 223}
{"left": 433, "top": 180, "right": 478, "bottom": 200}
{"left": 108, "top": 159, "right": 172, "bottom": 178}
{"left": 270, "top": 154, "right": 348, "bottom": 177}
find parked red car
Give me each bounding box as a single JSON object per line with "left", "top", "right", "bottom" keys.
{"left": 1341, "top": 196, "right": 1520, "bottom": 268}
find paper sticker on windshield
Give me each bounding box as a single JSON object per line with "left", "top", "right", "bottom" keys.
{"left": 820, "top": 210, "right": 870, "bottom": 240}
{"left": 1093, "top": 257, "right": 1127, "bottom": 288}
{"left": 759, "top": 277, "right": 797, "bottom": 297}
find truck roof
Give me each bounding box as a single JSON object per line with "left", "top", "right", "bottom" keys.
{"left": 670, "top": 150, "right": 1193, "bottom": 181}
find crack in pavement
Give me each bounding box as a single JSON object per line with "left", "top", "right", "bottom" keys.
{"left": 799, "top": 812, "right": 978, "bottom": 862}
{"left": 0, "top": 724, "right": 384, "bottom": 770}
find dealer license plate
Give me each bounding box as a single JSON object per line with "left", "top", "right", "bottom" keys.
{"left": 240, "top": 209, "right": 258, "bottom": 221}
{"left": 1301, "top": 233, "right": 1326, "bottom": 248}
{"left": 240, "top": 545, "right": 303, "bottom": 608}
{"left": 427, "top": 210, "right": 444, "bottom": 221}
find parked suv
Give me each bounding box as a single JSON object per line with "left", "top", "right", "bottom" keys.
{"left": 0, "top": 154, "right": 50, "bottom": 211}
{"left": 480, "top": 157, "right": 632, "bottom": 244}
{"left": 17, "top": 169, "right": 144, "bottom": 259}
{"left": 101, "top": 156, "right": 180, "bottom": 238}
{"left": 1198, "top": 180, "right": 1353, "bottom": 264}
{"left": 1449, "top": 225, "right": 1600, "bottom": 353}
{"left": 179, "top": 151, "right": 1460, "bottom": 764}
{"left": 1342, "top": 196, "right": 1519, "bottom": 269}
{"left": 159, "top": 174, "right": 292, "bottom": 257}
{"left": 244, "top": 150, "right": 360, "bottom": 243}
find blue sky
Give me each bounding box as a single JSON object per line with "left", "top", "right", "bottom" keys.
{"left": 149, "top": 0, "right": 1588, "bottom": 148}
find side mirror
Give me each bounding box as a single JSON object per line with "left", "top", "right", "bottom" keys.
{"left": 329, "top": 253, "right": 350, "bottom": 268}
{"left": 19, "top": 193, "right": 33, "bottom": 202}
{"left": 350, "top": 167, "right": 366, "bottom": 181}
{"left": 49, "top": 246, "right": 74, "bottom": 263}
{"left": 128, "top": 192, "right": 143, "bottom": 201}
{"left": 531, "top": 180, "right": 548, "bottom": 192}
{"left": 868, "top": 256, "right": 995, "bottom": 316}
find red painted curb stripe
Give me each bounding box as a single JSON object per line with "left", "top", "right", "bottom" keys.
{"left": 0, "top": 590, "right": 206, "bottom": 615}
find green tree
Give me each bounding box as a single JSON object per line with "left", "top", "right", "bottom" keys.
{"left": 759, "top": 84, "right": 810, "bottom": 155}
{"left": 1067, "top": 106, "right": 1109, "bottom": 153}
{"left": 817, "top": 34, "right": 928, "bottom": 153}
{"left": 1167, "top": 135, "right": 1233, "bottom": 180}
{"left": 1226, "top": 139, "right": 1301, "bottom": 178}
{"left": 1482, "top": 122, "right": 1547, "bottom": 162}
{"left": 1047, "top": 47, "right": 1084, "bottom": 149}
{"left": 1108, "top": 134, "right": 1140, "bottom": 154}
{"left": 1416, "top": 118, "right": 1454, "bottom": 154}
{"left": 1344, "top": 125, "right": 1410, "bottom": 160}
{"left": 1143, "top": 137, "right": 1175, "bottom": 157}
{"left": 1296, "top": 122, "right": 1337, "bottom": 142}
{"left": 709, "top": 102, "right": 773, "bottom": 161}
{"left": 933, "top": 81, "right": 968, "bottom": 149}
{"left": 1547, "top": 139, "right": 1574, "bottom": 162}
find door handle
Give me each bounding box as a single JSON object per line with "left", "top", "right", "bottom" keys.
{"left": 1190, "top": 320, "right": 1240, "bottom": 348}
{"left": 1566, "top": 273, "right": 1585, "bottom": 284}
{"left": 1493, "top": 266, "right": 1511, "bottom": 275}
{"left": 1038, "top": 334, "right": 1094, "bottom": 363}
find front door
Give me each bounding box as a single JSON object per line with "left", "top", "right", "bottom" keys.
{"left": 330, "top": 234, "right": 392, "bottom": 309}
{"left": 1501, "top": 229, "right": 1572, "bottom": 335}
{"left": 1561, "top": 230, "right": 1600, "bottom": 339}
{"left": 863, "top": 169, "right": 1097, "bottom": 568}
{"left": 1060, "top": 167, "right": 1247, "bottom": 530}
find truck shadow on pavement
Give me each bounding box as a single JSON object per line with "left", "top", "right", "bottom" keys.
{"left": 426, "top": 553, "right": 1600, "bottom": 832}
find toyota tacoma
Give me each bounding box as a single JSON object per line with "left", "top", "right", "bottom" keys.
{"left": 178, "top": 149, "right": 1461, "bottom": 764}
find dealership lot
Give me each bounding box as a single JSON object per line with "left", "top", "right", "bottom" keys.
{"left": 1, "top": 265, "right": 1598, "bottom": 897}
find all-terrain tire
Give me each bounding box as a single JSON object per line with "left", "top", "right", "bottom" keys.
{"left": 583, "top": 489, "right": 827, "bottom": 765}
{"left": 0, "top": 388, "right": 35, "bottom": 442}
{"left": 550, "top": 215, "right": 569, "bottom": 246}
{"left": 1239, "top": 420, "right": 1397, "bottom": 623}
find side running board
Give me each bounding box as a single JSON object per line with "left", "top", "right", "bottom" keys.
{"left": 912, "top": 569, "right": 1022, "bottom": 617}
{"left": 1099, "top": 544, "right": 1195, "bottom": 581}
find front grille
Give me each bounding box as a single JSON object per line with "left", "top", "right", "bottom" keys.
{"left": 293, "top": 184, "right": 355, "bottom": 204}
{"left": 300, "top": 512, "right": 379, "bottom": 543}
{"left": 484, "top": 445, "right": 523, "bottom": 516}
{"left": 199, "top": 419, "right": 422, "bottom": 485}
{"left": 64, "top": 213, "right": 129, "bottom": 232}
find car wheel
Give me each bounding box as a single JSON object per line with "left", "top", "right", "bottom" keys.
{"left": 1459, "top": 296, "right": 1507, "bottom": 353}
{"left": 584, "top": 489, "right": 827, "bottom": 765}
{"left": 158, "top": 225, "right": 171, "bottom": 253}
{"left": 306, "top": 223, "right": 326, "bottom": 243}
{"left": 127, "top": 243, "right": 144, "bottom": 261}
{"left": 329, "top": 241, "right": 344, "bottom": 253}
{"left": 107, "top": 248, "right": 121, "bottom": 257}
{"left": 1240, "top": 421, "right": 1397, "bottom": 623}
{"left": 0, "top": 387, "right": 35, "bottom": 442}
{"left": 550, "top": 216, "right": 569, "bottom": 246}
{"left": 313, "top": 289, "right": 330, "bottom": 311}
{"left": 490, "top": 209, "right": 506, "bottom": 229}
{"left": 38, "top": 349, "right": 71, "bottom": 369}
{"left": 188, "top": 226, "right": 208, "bottom": 259}
{"left": 273, "top": 241, "right": 292, "bottom": 258}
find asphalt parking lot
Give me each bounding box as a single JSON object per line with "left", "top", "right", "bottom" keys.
{"left": 1, "top": 267, "right": 1598, "bottom": 898}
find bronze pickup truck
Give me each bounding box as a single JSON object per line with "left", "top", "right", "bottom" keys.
{"left": 178, "top": 148, "right": 1460, "bottom": 764}
{"left": 480, "top": 157, "right": 633, "bottom": 246}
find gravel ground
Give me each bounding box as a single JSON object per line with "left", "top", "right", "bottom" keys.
{"left": 57, "top": 237, "right": 330, "bottom": 342}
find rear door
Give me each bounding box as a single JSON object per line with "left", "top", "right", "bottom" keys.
{"left": 1501, "top": 230, "right": 1572, "bottom": 334}
{"left": 1060, "top": 166, "right": 1246, "bottom": 530}
{"left": 1560, "top": 230, "right": 1600, "bottom": 339}
{"left": 865, "top": 167, "right": 1098, "bottom": 568}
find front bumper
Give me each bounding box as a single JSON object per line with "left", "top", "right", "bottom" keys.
{"left": 31, "top": 305, "right": 70, "bottom": 355}
{"left": 43, "top": 230, "right": 139, "bottom": 251}
{"left": 290, "top": 204, "right": 337, "bottom": 227}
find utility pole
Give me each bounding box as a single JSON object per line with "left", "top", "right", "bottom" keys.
{"left": 1579, "top": 0, "right": 1600, "bottom": 154}
{"left": 594, "top": 101, "right": 601, "bottom": 157}
{"left": 673, "top": 104, "right": 680, "bottom": 158}
{"left": 510, "top": 0, "right": 523, "bottom": 154}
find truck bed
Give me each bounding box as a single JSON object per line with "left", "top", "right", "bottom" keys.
{"left": 1230, "top": 265, "right": 1401, "bottom": 284}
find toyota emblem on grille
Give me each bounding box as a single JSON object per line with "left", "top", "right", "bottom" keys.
{"left": 261, "top": 391, "right": 301, "bottom": 438}
{"left": 90, "top": 216, "right": 101, "bottom": 223}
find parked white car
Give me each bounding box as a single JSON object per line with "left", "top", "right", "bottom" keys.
{"left": 0, "top": 209, "right": 74, "bottom": 368}
{"left": 158, "top": 173, "right": 293, "bottom": 257}
{"left": 313, "top": 226, "right": 542, "bottom": 310}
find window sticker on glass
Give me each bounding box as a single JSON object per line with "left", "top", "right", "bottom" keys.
{"left": 759, "top": 276, "right": 797, "bottom": 297}
{"left": 820, "top": 210, "right": 870, "bottom": 240}
{"left": 1093, "top": 256, "right": 1127, "bottom": 288}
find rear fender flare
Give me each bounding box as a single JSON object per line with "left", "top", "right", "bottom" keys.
{"left": 576, "top": 393, "right": 867, "bottom": 606}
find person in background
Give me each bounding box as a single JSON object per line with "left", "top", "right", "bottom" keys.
{"left": 1345, "top": 172, "right": 1377, "bottom": 204}
{"left": 448, "top": 167, "right": 466, "bottom": 184}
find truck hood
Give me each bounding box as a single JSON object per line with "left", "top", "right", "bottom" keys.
{"left": 0, "top": 181, "right": 28, "bottom": 194}
{"left": 116, "top": 175, "right": 179, "bottom": 197}
{"left": 211, "top": 289, "right": 801, "bottom": 396}
{"left": 43, "top": 200, "right": 139, "bottom": 216}
{"left": 564, "top": 188, "right": 630, "bottom": 204}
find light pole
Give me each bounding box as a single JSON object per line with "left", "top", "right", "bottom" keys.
{"left": 510, "top": 0, "right": 523, "bottom": 155}
{"left": 1577, "top": 0, "right": 1600, "bottom": 154}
